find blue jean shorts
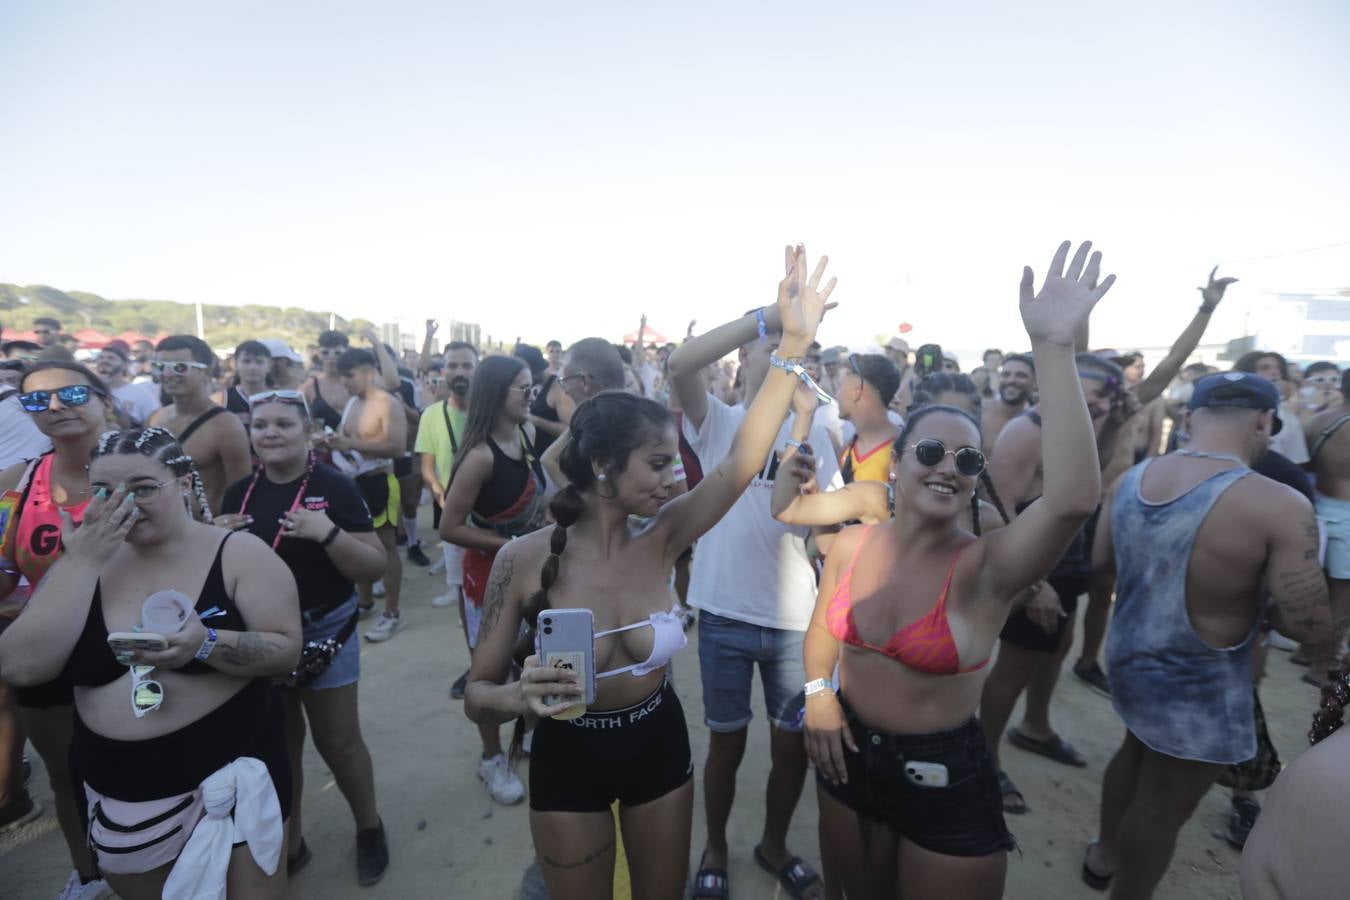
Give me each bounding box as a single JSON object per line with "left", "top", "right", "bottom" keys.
{"left": 300, "top": 596, "right": 361, "bottom": 691}
{"left": 698, "top": 611, "right": 806, "bottom": 733}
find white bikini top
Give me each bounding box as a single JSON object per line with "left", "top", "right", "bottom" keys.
{"left": 595, "top": 603, "right": 687, "bottom": 679}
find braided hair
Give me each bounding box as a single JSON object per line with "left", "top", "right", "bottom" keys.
{"left": 892, "top": 403, "right": 1009, "bottom": 537}
{"left": 89, "top": 427, "right": 215, "bottom": 524}
{"left": 1310, "top": 664, "right": 1350, "bottom": 745}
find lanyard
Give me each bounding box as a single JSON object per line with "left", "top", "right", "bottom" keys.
{"left": 441, "top": 400, "right": 459, "bottom": 454}
{"left": 239, "top": 452, "right": 316, "bottom": 550}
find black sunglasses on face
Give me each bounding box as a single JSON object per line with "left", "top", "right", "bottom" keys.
{"left": 909, "top": 439, "right": 986, "bottom": 477}
{"left": 19, "top": 385, "right": 99, "bottom": 413}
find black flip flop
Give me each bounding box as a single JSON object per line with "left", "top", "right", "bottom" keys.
{"left": 998, "top": 770, "right": 1029, "bottom": 815}
{"left": 1081, "top": 842, "right": 1113, "bottom": 891}
{"left": 691, "top": 862, "right": 729, "bottom": 899}
{"left": 287, "top": 838, "right": 312, "bottom": 876}
{"left": 754, "top": 845, "right": 821, "bottom": 900}
{"left": 1008, "top": 727, "right": 1087, "bottom": 768}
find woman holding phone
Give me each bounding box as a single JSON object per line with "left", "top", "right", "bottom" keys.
{"left": 0, "top": 426, "right": 301, "bottom": 900}
{"left": 801, "top": 242, "right": 1112, "bottom": 899}
{"left": 217, "top": 390, "right": 390, "bottom": 886}
{"left": 463, "top": 245, "right": 833, "bottom": 900}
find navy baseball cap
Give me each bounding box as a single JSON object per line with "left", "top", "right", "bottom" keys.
{"left": 1188, "top": 372, "right": 1282, "bottom": 434}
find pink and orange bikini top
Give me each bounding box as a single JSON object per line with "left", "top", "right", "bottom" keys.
{"left": 826, "top": 525, "right": 989, "bottom": 676}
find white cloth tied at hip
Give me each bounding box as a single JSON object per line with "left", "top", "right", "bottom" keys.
{"left": 162, "top": 757, "right": 282, "bottom": 900}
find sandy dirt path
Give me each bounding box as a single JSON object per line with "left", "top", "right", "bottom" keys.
{"left": 2, "top": 513, "right": 1319, "bottom": 898}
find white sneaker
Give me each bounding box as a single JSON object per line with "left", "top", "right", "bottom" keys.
{"left": 57, "top": 871, "right": 113, "bottom": 900}
{"left": 372, "top": 580, "right": 387, "bottom": 599}
{"left": 477, "top": 754, "right": 525, "bottom": 805}
{"left": 428, "top": 554, "right": 446, "bottom": 575}
{"left": 364, "top": 612, "right": 405, "bottom": 643}
{"left": 431, "top": 586, "right": 462, "bottom": 608}
{"left": 1267, "top": 631, "right": 1299, "bottom": 651}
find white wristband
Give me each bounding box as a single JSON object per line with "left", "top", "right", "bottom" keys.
{"left": 804, "top": 677, "right": 833, "bottom": 697}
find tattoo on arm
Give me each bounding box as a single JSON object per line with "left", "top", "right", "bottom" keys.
{"left": 217, "top": 632, "right": 280, "bottom": 667}
{"left": 477, "top": 553, "right": 513, "bottom": 644}
{"left": 540, "top": 838, "right": 616, "bottom": 870}
{"left": 1304, "top": 514, "right": 1320, "bottom": 560}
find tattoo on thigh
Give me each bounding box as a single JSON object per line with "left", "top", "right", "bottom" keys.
{"left": 540, "top": 837, "right": 616, "bottom": 869}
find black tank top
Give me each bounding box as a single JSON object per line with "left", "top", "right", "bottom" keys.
{"left": 224, "top": 385, "right": 250, "bottom": 414}
{"left": 473, "top": 433, "right": 536, "bottom": 520}
{"left": 310, "top": 382, "right": 343, "bottom": 431}
{"left": 64, "top": 534, "right": 246, "bottom": 687}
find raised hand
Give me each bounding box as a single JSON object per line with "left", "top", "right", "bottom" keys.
{"left": 1019, "top": 241, "right": 1115, "bottom": 347}
{"left": 777, "top": 244, "right": 836, "bottom": 347}
{"left": 1199, "top": 266, "right": 1238, "bottom": 308}
{"left": 426, "top": 319, "right": 439, "bottom": 336}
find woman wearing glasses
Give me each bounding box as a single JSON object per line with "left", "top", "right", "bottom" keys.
{"left": 801, "top": 242, "right": 1113, "bottom": 899}
{"left": 0, "top": 425, "right": 302, "bottom": 900}
{"left": 437, "top": 354, "right": 546, "bottom": 806}
{"left": 217, "top": 390, "right": 390, "bottom": 886}
{"left": 0, "top": 361, "right": 115, "bottom": 899}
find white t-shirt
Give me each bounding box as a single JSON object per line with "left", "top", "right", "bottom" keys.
{"left": 839, "top": 409, "right": 904, "bottom": 447}
{"left": 1270, "top": 402, "right": 1310, "bottom": 465}
{"left": 682, "top": 394, "right": 843, "bottom": 631}
{"left": 0, "top": 391, "right": 52, "bottom": 469}
{"left": 111, "top": 381, "right": 161, "bottom": 426}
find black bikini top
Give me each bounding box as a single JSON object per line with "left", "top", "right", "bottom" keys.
{"left": 64, "top": 534, "right": 245, "bottom": 688}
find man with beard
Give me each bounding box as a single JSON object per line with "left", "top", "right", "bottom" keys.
{"left": 417, "top": 341, "right": 477, "bottom": 681}
{"left": 94, "top": 341, "right": 160, "bottom": 426}
{"left": 146, "top": 335, "right": 254, "bottom": 514}
{"left": 981, "top": 352, "right": 1036, "bottom": 455}
{"left": 129, "top": 338, "right": 156, "bottom": 382}
{"left": 31, "top": 317, "right": 60, "bottom": 349}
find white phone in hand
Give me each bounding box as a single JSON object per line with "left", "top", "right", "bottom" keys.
{"left": 107, "top": 633, "right": 169, "bottom": 653}
{"left": 537, "top": 608, "right": 596, "bottom": 716}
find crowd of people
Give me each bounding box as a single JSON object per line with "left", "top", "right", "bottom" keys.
{"left": 0, "top": 242, "right": 1345, "bottom": 900}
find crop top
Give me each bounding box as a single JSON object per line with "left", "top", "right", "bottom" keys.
{"left": 534, "top": 603, "right": 688, "bottom": 679}
{"left": 64, "top": 533, "right": 246, "bottom": 688}
{"left": 826, "top": 526, "right": 988, "bottom": 676}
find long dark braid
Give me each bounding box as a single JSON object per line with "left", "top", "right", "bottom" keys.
{"left": 90, "top": 427, "right": 214, "bottom": 523}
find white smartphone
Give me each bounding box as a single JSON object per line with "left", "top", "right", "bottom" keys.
{"left": 903, "top": 760, "right": 949, "bottom": 789}
{"left": 537, "top": 608, "right": 596, "bottom": 718}
{"left": 107, "top": 633, "right": 169, "bottom": 653}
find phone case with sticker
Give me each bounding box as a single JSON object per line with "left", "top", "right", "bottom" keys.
{"left": 538, "top": 608, "right": 596, "bottom": 718}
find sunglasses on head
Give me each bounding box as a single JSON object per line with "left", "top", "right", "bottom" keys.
{"left": 249, "top": 389, "right": 311, "bottom": 414}
{"left": 909, "top": 439, "right": 986, "bottom": 477}
{"left": 19, "top": 384, "right": 100, "bottom": 413}
{"left": 151, "top": 360, "right": 209, "bottom": 375}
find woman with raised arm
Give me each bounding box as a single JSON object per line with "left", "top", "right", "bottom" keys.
{"left": 216, "top": 391, "right": 390, "bottom": 886}
{"left": 0, "top": 361, "right": 115, "bottom": 899}
{"left": 0, "top": 427, "right": 302, "bottom": 900}
{"left": 463, "top": 246, "right": 833, "bottom": 900}
{"left": 802, "top": 242, "right": 1112, "bottom": 899}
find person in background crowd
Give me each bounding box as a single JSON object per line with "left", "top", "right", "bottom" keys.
{"left": 981, "top": 353, "right": 1036, "bottom": 455}
{"left": 4, "top": 340, "right": 43, "bottom": 362}
{"left": 325, "top": 349, "right": 407, "bottom": 642}
{"left": 942, "top": 353, "right": 961, "bottom": 373}
{"left": 1109, "top": 351, "right": 1166, "bottom": 462}
{"left": 1083, "top": 373, "right": 1337, "bottom": 898}
{"left": 544, "top": 339, "right": 563, "bottom": 377}
{"left": 0, "top": 361, "right": 112, "bottom": 900}
{"left": 1307, "top": 367, "right": 1350, "bottom": 644}
{"left": 32, "top": 318, "right": 60, "bottom": 349}
{"left": 219, "top": 391, "right": 390, "bottom": 887}
{"left": 1297, "top": 361, "right": 1342, "bottom": 426}
{"left": 0, "top": 426, "right": 302, "bottom": 900}
{"left": 518, "top": 344, "right": 565, "bottom": 455}
{"left": 147, "top": 335, "right": 253, "bottom": 515}
{"left": 93, "top": 343, "right": 159, "bottom": 427}
{"left": 304, "top": 331, "right": 355, "bottom": 434}
{"left": 669, "top": 266, "right": 842, "bottom": 900}
{"left": 261, "top": 339, "right": 307, "bottom": 391}
{"left": 801, "top": 343, "right": 844, "bottom": 456}
{"left": 0, "top": 360, "right": 54, "bottom": 468}
{"left": 884, "top": 336, "right": 910, "bottom": 375}
{"left": 1234, "top": 350, "right": 1311, "bottom": 465}
{"left": 129, "top": 339, "right": 156, "bottom": 381}
{"left": 212, "top": 339, "right": 273, "bottom": 425}
{"left": 415, "top": 341, "right": 477, "bottom": 657}
{"left": 58, "top": 335, "right": 80, "bottom": 354}
{"left": 836, "top": 353, "right": 902, "bottom": 485}
{"left": 438, "top": 354, "right": 545, "bottom": 806}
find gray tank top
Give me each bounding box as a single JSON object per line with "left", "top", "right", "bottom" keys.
{"left": 1106, "top": 458, "right": 1262, "bottom": 764}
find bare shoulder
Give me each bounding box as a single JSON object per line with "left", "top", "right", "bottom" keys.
{"left": 1241, "top": 470, "right": 1313, "bottom": 514}
{"left": 991, "top": 413, "right": 1038, "bottom": 456}
{"left": 826, "top": 522, "right": 871, "bottom": 566}
{"left": 211, "top": 407, "right": 248, "bottom": 437}
{"left": 146, "top": 405, "right": 170, "bottom": 427}
{"left": 219, "top": 526, "right": 282, "bottom": 568}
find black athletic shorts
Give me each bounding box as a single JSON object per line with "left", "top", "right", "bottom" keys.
{"left": 529, "top": 679, "right": 692, "bottom": 813}
{"left": 817, "top": 696, "right": 1015, "bottom": 858}
{"left": 394, "top": 454, "right": 413, "bottom": 479}
{"left": 998, "top": 577, "right": 1082, "bottom": 653}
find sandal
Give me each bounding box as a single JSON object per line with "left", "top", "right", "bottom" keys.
{"left": 1081, "top": 842, "right": 1113, "bottom": 891}
{"left": 692, "top": 850, "right": 729, "bottom": 899}
{"left": 754, "top": 845, "right": 821, "bottom": 899}
{"left": 998, "top": 770, "right": 1029, "bottom": 815}
{"left": 287, "top": 838, "right": 312, "bottom": 876}
{"left": 1008, "top": 727, "right": 1088, "bottom": 768}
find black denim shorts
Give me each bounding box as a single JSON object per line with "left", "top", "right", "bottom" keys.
{"left": 817, "top": 696, "right": 1015, "bottom": 858}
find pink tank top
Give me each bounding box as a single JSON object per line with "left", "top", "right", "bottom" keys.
{"left": 14, "top": 454, "right": 88, "bottom": 585}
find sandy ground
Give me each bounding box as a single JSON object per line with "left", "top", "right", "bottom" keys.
{"left": 1, "top": 512, "right": 1321, "bottom": 899}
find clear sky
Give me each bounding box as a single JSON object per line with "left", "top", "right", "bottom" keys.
{"left": 3, "top": 1, "right": 1348, "bottom": 360}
